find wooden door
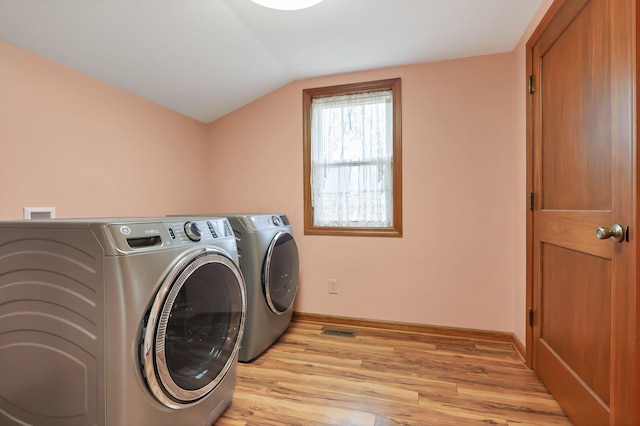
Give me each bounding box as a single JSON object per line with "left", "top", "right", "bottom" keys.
{"left": 527, "top": 0, "right": 638, "bottom": 424}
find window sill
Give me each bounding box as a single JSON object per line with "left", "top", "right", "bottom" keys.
{"left": 304, "top": 225, "right": 402, "bottom": 237}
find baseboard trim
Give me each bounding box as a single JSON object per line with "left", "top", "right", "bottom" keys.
{"left": 293, "top": 312, "right": 528, "bottom": 362}
{"left": 511, "top": 334, "right": 527, "bottom": 362}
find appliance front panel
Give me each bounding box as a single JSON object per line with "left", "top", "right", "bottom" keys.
{"left": 142, "top": 249, "right": 246, "bottom": 408}
{"left": 262, "top": 232, "right": 299, "bottom": 315}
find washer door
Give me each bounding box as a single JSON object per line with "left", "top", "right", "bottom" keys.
{"left": 262, "top": 232, "right": 299, "bottom": 315}
{"left": 142, "top": 248, "right": 246, "bottom": 408}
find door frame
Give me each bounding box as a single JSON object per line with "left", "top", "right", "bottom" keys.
{"left": 524, "top": 0, "right": 639, "bottom": 423}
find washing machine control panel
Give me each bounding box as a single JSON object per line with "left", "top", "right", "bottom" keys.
{"left": 164, "top": 219, "right": 234, "bottom": 245}
{"left": 105, "top": 218, "right": 236, "bottom": 253}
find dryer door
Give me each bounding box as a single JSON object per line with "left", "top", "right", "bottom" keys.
{"left": 262, "top": 232, "right": 299, "bottom": 315}
{"left": 142, "top": 248, "right": 246, "bottom": 409}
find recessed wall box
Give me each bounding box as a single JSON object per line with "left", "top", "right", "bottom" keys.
{"left": 23, "top": 207, "right": 56, "bottom": 219}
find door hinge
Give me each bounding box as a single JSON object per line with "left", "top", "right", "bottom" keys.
{"left": 528, "top": 308, "right": 534, "bottom": 327}
{"left": 528, "top": 75, "right": 534, "bottom": 94}
{"left": 528, "top": 192, "right": 534, "bottom": 210}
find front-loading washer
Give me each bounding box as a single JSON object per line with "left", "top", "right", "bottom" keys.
{"left": 0, "top": 217, "right": 246, "bottom": 426}
{"left": 224, "top": 214, "right": 299, "bottom": 362}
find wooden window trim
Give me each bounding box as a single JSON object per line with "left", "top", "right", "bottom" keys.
{"left": 302, "top": 78, "right": 402, "bottom": 237}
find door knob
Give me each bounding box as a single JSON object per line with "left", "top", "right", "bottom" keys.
{"left": 596, "top": 224, "right": 625, "bottom": 242}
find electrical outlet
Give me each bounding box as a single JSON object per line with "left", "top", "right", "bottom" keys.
{"left": 328, "top": 279, "right": 338, "bottom": 294}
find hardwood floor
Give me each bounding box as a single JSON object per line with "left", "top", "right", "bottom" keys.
{"left": 217, "top": 320, "right": 571, "bottom": 425}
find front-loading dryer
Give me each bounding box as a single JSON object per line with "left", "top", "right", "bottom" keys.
{"left": 0, "top": 217, "right": 246, "bottom": 426}
{"left": 224, "top": 214, "right": 299, "bottom": 362}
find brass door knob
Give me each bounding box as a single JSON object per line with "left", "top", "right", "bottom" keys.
{"left": 596, "top": 224, "right": 625, "bottom": 242}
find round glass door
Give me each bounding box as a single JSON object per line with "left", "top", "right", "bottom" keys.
{"left": 262, "top": 232, "right": 299, "bottom": 314}
{"left": 142, "top": 249, "right": 245, "bottom": 408}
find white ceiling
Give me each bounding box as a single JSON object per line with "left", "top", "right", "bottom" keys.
{"left": 0, "top": 0, "right": 543, "bottom": 123}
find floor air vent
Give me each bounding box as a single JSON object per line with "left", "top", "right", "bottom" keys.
{"left": 321, "top": 328, "right": 357, "bottom": 338}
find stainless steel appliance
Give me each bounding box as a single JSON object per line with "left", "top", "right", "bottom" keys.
{"left": 0, "top": 217, "right": 245, "bottom": 426}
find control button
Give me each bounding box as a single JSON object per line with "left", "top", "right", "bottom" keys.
{"left": 207, "top": 221, "right": 218, "bottom": 238}
{"left": 168, "top": 228, "right": 176, "bottom": 239}
{"left": 184, "top": 221, "right": 202, "bottom": 242}
{"left": 271, "top": 215, "right": 280, "bottom": 226}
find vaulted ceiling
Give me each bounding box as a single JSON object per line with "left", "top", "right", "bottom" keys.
{"left": 0, "top": 0, "right": 543, "bottom": 123}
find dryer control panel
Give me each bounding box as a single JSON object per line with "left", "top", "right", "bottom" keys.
{"left": 242, "top": 214, "right": 291, "bottom": 231}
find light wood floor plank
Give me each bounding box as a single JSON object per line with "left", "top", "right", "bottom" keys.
{"left": 217, "top": 319, "right": 571, "bottom": 425}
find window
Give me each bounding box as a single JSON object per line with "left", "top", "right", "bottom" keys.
{"left": 303, "top": 78, "right": 402, "bottom": 237}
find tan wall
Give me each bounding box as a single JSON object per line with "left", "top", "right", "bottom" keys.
{"left": 208, "top": 52, "right": 519, "bottom": 333}
{"left": 0, "top": 40, "right": 210, "bottom": 219}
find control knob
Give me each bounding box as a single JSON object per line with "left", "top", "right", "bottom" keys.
{"left": 184, "top": 221, "right": 202, "bottom": 242}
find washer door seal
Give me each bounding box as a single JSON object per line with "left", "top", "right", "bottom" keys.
{"left": 141, "top": 248, "right": 246, "bottom": 409}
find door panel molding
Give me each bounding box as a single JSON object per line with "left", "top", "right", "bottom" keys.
{"left": 537, "top": 339, "right": 609, "bottom": 424}
{"left": 536, "top": 210, "right": 613, "bottom": 258}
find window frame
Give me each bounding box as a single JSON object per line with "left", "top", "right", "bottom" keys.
{"left": 302, "top": 78, "right": 402, "bottom": 237}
